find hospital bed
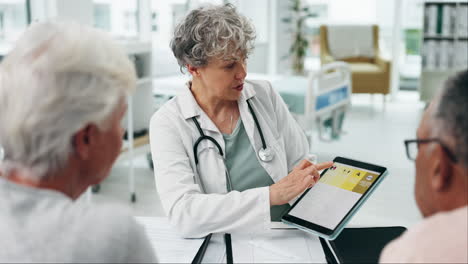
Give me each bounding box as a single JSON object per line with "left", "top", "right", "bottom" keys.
{"left": 246, "top": 62, "right": 351, "bottom": 147}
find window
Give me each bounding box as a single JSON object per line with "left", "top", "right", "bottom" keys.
{"left": 236, "top": 0, "right": 268, "bottom": 43}
{"left": 93, "top": 0, "right": 138, "bottom": 39}
{"left": 303, "top": 1, "right": 329, "bottom": 71}
{"left": 0, "top": 0, "right": 28, "bottom": 56}
{"left": 151, "top": 0, "right": 234, "bottom": 77}
{"left": 400, "top": 0, "right": 424, "bottom": 90}
{"left": 151, "top": 0, "right": 228, "bottom": 45}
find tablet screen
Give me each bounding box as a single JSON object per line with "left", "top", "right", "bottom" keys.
{"left": 287, "top": 161, "right": 383, "bottom": 230}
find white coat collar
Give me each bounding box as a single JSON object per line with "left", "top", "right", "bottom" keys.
{"left": 177, "top": 81, "right": 257, "bottom": 132}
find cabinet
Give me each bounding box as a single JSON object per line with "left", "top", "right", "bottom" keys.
{"left": 419, "top": 1, "right": 468, "bottom": 101}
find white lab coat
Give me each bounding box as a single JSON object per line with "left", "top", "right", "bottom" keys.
{"left": 150, "top": 79, "right": 308, "bottom": 238}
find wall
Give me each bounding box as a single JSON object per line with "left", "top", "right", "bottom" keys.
{"left": 30, "top": 0, "right": 91, "bottom": 24}
{"left": 54, "top": 0, "right": 93, "bottom": 25}
{"left": 328, "top": 0, "right": 376, "bottom": 23}
{"left": 247, "top": 42, "right": 268, "bottom": 73}
{"left": 238, "top": 0, "right": 269, "bottom": 73}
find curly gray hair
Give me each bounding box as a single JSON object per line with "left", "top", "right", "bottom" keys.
{"left": 170, "top": 3, "right": 256, "bottom": 72}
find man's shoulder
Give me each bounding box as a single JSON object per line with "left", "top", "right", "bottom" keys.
{"left": 403, "top": 206, "right": 468, "bottom": 241}
{"left": 78, "top": 204, "right": 156, "bottom": 263}
{"left": 74, "top": 202, "right": 136, "bottom": 229}
{"left": 67, "top": 203, "right": 147, "bottom": 260}
{"left": 380, "top": 207, "right": 468, "bottom": 263}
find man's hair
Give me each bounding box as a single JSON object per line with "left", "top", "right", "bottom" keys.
{"left": 0, "top": 21, "right": 136, "bottom": 179}
{"left": 433, "top": 70, "right": 468, "bottom": 167}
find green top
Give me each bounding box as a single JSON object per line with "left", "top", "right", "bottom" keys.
{"left": 223, "top": 118, "right": 290, "bottom": 221}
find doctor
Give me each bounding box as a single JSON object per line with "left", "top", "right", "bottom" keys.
{"left": 150, "top": 4, "right": 332, "bottom": 238}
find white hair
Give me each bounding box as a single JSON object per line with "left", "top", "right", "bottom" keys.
{"left": 0, "top": 21, "right": 136, "bottom": 179}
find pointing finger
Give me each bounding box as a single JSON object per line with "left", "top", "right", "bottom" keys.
{"left": 315, "top": 161, "right": 334, "bottom": 171}
{"left": 295, "top": 159, "right": 312, "bottom": 170}
{"left": 303, "top": 164, "right": 318, "bottom": 176}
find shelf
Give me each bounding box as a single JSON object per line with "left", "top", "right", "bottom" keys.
{"left": 421, "top": 68, "right": 465, "bottom": 74}
{"left": 424, "top": 1, "right": 458, "bottom": 5}
{"left": 424, "top": 35, "right": 455, "bottom": 39}
{"left": 419, "top": 0, "right": 468, "bottom": 102}
{"left": 424, "top": 36, "right": 468, "bottom": 40}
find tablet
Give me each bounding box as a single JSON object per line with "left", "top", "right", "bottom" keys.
{"left": 282, "top": 156, "right": 387, "bottom": 240}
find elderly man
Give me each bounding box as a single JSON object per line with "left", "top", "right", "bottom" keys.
{"left": 380, "top": 70, "right": 468, "bottom": 263}
{"left": 0, "top": 22, "right": 157, "bottom": 262}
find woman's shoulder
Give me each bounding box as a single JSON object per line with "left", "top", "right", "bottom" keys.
{"left": 244, "top": 79, "right": 277, "bottom": 101}
{"left": 245, "top": 79, "right": 273, "bottom": 92}
{"left": 150, "top": 97, "right": 184, "bottom": 127}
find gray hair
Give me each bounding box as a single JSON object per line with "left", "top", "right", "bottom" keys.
{"left": 431, "top": 70, "right": 468, "bottom": 168}
{"left": 170, "top": 3, "right": 256, "bottom": 72}
{"left": 0, "top": 21, "right": 136, "bottom": 179}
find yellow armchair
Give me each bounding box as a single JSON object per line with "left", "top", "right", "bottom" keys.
{"left": 320, "top": 25, "right": 391, "bottom": 95}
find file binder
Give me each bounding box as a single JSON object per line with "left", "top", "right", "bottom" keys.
{"left": 319, "top": 226, "right": 407, "bottom": 264}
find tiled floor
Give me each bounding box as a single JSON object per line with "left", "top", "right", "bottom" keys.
{"left": 88, "top": 91, "right": 426, "bottom": 229}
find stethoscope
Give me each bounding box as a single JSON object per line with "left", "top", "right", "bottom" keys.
{"left": 192, "top": 99, "right": 274, "bottom": 172}
{"left": 191, "top": 99, "right": 274, "bottom": 264}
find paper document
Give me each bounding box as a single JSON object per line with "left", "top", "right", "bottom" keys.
{"left": 232, "top": 229, "right": 326, "bottom": 263}
{"left": 136, "top": 216, "right": 204, "bottom": 263}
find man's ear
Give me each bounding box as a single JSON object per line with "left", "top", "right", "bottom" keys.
{"left": 187, "top": 64, "right": 200, "bottom": 77}
{"left": 430, "top": 145, "right": 453, "bottom": 192}
{"left": 72, "top": 124, "right": 99, "bottom": 160}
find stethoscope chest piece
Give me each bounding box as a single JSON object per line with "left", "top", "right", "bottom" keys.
{"left": 258, "top": 147, "right": 274, "bottom": 162}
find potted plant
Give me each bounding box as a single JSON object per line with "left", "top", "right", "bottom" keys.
{"left": 282, "top": 0, "right": 315, "bottom": 76}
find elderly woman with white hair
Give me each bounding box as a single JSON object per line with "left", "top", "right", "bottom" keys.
{"left": 150, "top": 4, "right": 332, "bottom": 239}
{"left": 0, "top": 22, "right": 156, "bottom": 262}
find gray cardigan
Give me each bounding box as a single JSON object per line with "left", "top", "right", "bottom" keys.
{"left": 0, "top": 178, "right": 157, "bottom": 263}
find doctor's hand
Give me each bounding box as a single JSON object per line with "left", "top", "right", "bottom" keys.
{"left": 269, "top": 160, "right": 333, "bottom": 206}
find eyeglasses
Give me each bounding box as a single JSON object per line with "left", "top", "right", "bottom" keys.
{"left": 404, "top": 138, "right": 458, "bottom": 163}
